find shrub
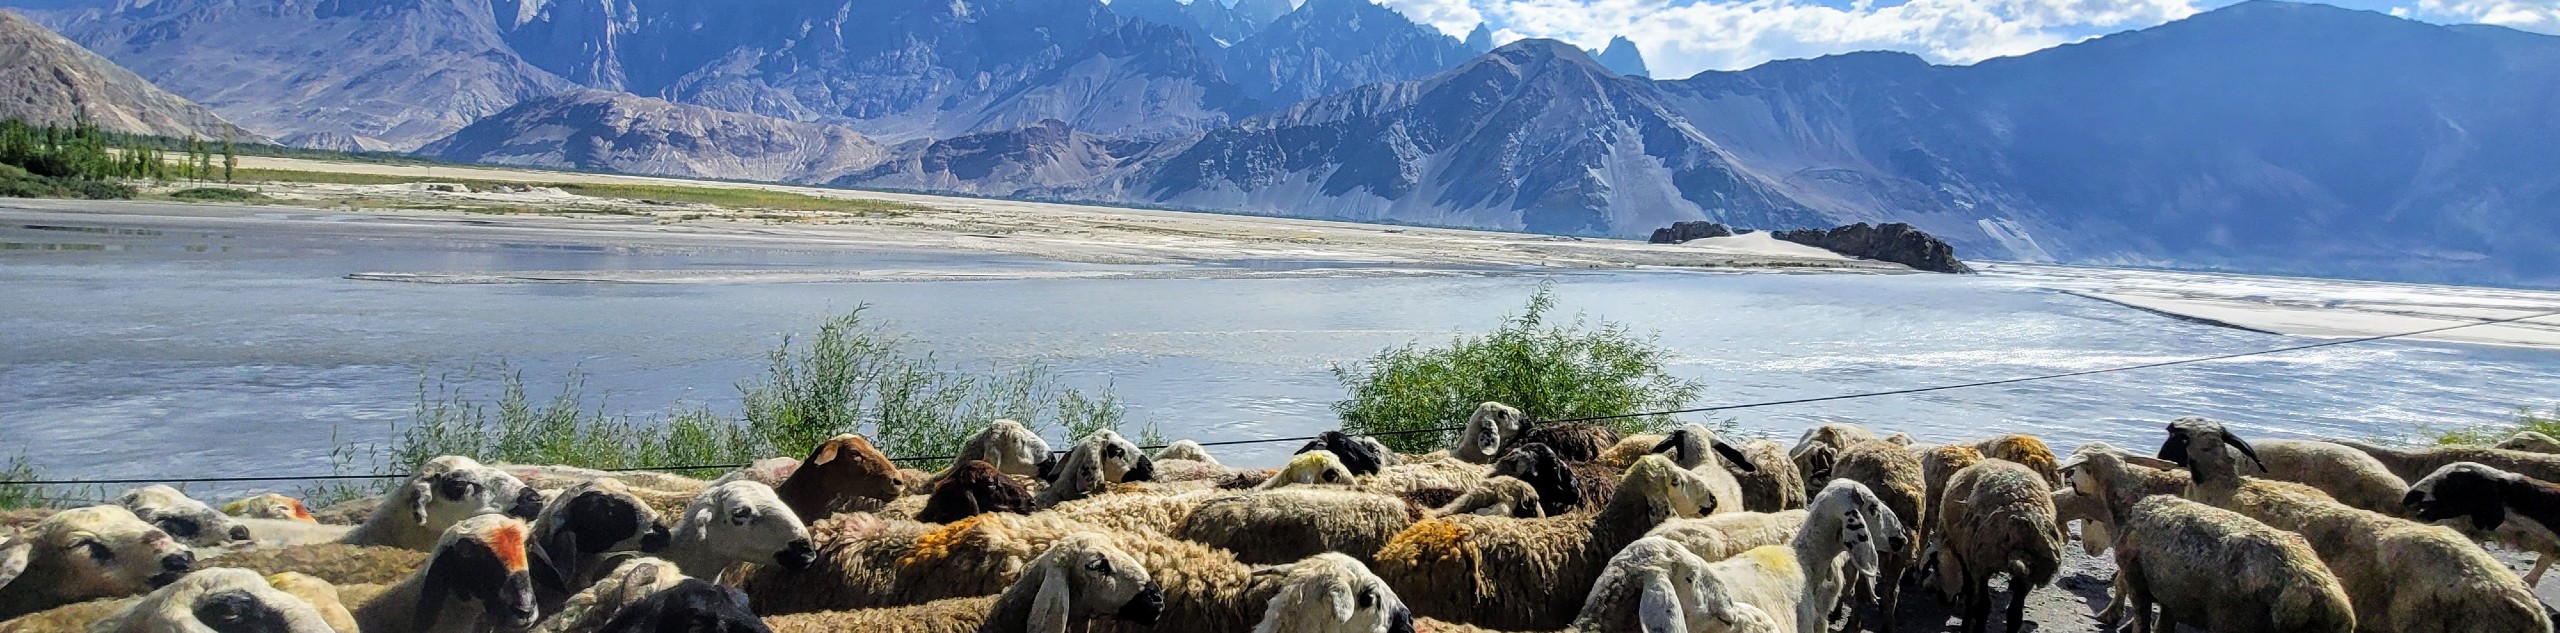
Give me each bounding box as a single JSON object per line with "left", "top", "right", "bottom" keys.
{"left": 170, "top": 187, "right": 260, "bottom": 202}
{"left": 0, "top": 451, "right": 39, "bottom": 510}
{"left": 2426, "top": 404, "right": 2560, "bottom": 447}
{"left": 1332, "top": 283, "right": 1704, "bottom": 453}
{"left": 317, "top": 307, "right": 1125, "bottom": 497}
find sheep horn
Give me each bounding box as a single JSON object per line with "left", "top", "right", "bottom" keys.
{"left": 2222, "top": 432, "right": 2268, "bottom": 473}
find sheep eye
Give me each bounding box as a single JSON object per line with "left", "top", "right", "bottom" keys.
{"left": 1087, "top": 556, "right": 1114, "bottom": 575}
{"left": 158, "top": 517, "right": 201, "bottom": 539}
{"left": 75, "top": 540, "right": 112, "bottom": 561}
{"left": 1358, "top": 589, "right": 1378, "bottom": 610}
{"left": 1322, "top": 470, "right": 1339, "bottom": 482}
{"left": 729, "top": 507, "right": 755, "bottom": 523}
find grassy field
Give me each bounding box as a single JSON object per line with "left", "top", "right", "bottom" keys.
{"left": 231, "top": 168, "right": 927, "bottom": 214}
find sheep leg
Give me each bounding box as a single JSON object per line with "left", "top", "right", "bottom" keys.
{"left": 1960, "top": 579, "right": 1992, "bottom": 633}
{"left": 1875, "top": 559, "right": 1905, "bottom": 633}
{"left": 2004, "top": 576, "right": 2029, "bottom": 633}
{"left": 2528, "top": 554, "right": 2552, "bottom": 586}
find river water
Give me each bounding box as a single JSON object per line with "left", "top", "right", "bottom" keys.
{"left": 4, "top": 210, "right": 2557, "bottom": 499}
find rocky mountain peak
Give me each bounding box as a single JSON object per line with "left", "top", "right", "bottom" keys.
{"left": 1594, "top": 35, "right": 1649, "bottom": 77}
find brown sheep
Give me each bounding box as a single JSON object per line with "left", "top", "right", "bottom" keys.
{"left": 1732, "top": 439, "right": 1806, "bottom": 512}
{"left": 1971, "top": 434, "right": 2060, "bottom": 487}
{"left": 1929, "top": 460, "right": 2064, "bottom": 633}
{"left": 1916, "top": 445, "right": 1984, "bottom": 560}
{"left": 914, "top": 459, "right": 1036, "bottom": 524}
{"left": 1828, "top": 440, "right": 1922, "bottom": 633}
{"left": 775, "top": 434, "right": 907, "bottom": 522}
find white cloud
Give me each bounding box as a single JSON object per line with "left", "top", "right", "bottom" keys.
{"left": 2410, "top": 0, "right": 2560, "bottom": 33}
{"left": 1368, "top": 0, "right": 2204, "bottom": 77}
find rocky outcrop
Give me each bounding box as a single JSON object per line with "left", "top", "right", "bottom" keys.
{"left": 418, "top": 90, "right": 885, "bottom": 183}
{"left": 0, "top": 10, "right": 256, "bottom": 141}
{"left": 1593, "top": 36, "right": 1649, "bottom": 78}
{"left": 1218, "top": 0, "right": 1478, "bottom": 106}
{"left": 841, "top": 120, "right": 1131, "bottom": 195}
{"left": 1648, "top": 221, "right": 1734, "bottom": 244}
{"left": 1773, "top": 223, "right": 1971, "bottom": 273}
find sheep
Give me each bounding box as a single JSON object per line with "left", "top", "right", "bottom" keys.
{"left": 708, "top": 456, "right": 801, "bottom": 489}
{"left": 1247, "top": 552, "right": 1417, "bottom": 633}
{"left": 2403, "top": 461, "right": 2560, "bottom": 585}
{"left": 1786, "top": 423, "right": 1876, "bottom": 499}
{"left": 1156, "top": 439, "right": 1218, "bottom": 464}
{"left": 345, "top": 514, "right": 543, "bottom": 633}
{"left": 1035, "top": 441, "right": 1116, "bottom": 509}
{"left": 2497, "top": 430, "right": 2560, "bottom": 454}
{"left": 1510, "top": 421, "right": 1621, "bottom": 465}
{"left": 501, "top": 464, "right": 709, "bottom": 499}
{"left": 0, "top": 567, "right": 339, "bottom": 633}
{"left": 2111, "top": 494, "right": 2356, "bottom": 632}
{"left": 2164, "top": 417, "right": 2550, "bottom": 633}
{"left": 1598, "top": 434, "right": 1665, "bottom": 471}
{"left": 1456, "top": 402, "right": 1529, "bottom": 464}
{"left": 1177, "top": 486, "right": 1418, "bottom": 565}
{"left": 956, "top": 419, "right": 1054, "bottom": 478}
{"left": 774, "top": 434, "right": 906, "bottom": 522}
{"left": 223, "top": 494, "right": 317, "bottom": 523}
{"left": 1361, "top": 457, "right": 1491, "bottom": 510}
{"left": 916, "top": 459, "right": 1037, "bottom": 524}
{"left": 1430, "top": 476, "right": 1545, "bottom": 518}
{"left": 338, "top": 455, "right": 543, "bottom": 551}
{"left": 1262, "top": 450, "right": 1360, "bottom": 490}
{"left": 1370, "top": 454, "right": 1717, "bottom": 630}
{"left": 1666, "top": 481, "right": 1902, "bottom": 633}
{"left": 765, "top": 532, "right": 1165, "bottom": 633}
{"left": 1914, "top": 445, "right": 1982, "bottom": 560}
{"left": 2051, "top": 443, "right": 2199, "bottom": 623}
{"left": 112, "top": 485, "right": 255, "bottom": 549}
{"left": 580, "top": 578, "right": 768, "bottom": 633}
{"left": 2335, "top": 438, "right": 2560, "bottom": 484}
{"left": 1648, "top": 424, "right": 1756, "bottom": 517}
{"left": 1647, "top": 510, "right": 1809, "bottom": 564}
{"left": 1824, "top": 439, "right": 1922, "bottom": 633}
{"left": 1299, "top": 431, "right": 1393, "bottom": 476}
{"left": 1488, "top": 443, "right": 1597, "bottom": 517}
{"left": 1966, "top": 435, "right": 2059, "bottom": 486}
{"left": 201, "top": 543, "right": 427, "bottom": 586}
{"left": 1041, "top": 430, "right": 1155, "bottom": 485}
{"left": 738, "top": 512, "right": 1081, "bottom": 614}
{"left": 1927, "top": 460, "right": 2064, "bottom": 633}
{"left": 529, "top": 478, "right": 671, "bottom": 612}
{"left": 1730, "top": 440, "right": 1806, "bottom": 513}
{"left": 263, "top": 572, "right": 358, "bottom": 633}
{"left": 661, "top": 480, "right": 817, "bottom": 580}
{"left": 0, "top": 506, "right": 196, "bottom": 620}
{"left": 2240, "top": 438, "right": 2416, "bottom": 517}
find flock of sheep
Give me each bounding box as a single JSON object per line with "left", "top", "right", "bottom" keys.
{"left": 4, "top": 403, "right": 2559, "bottom": 633}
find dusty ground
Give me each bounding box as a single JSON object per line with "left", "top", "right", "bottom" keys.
{"left": 175, "top": 156, "right": 1913, "bottom": 274}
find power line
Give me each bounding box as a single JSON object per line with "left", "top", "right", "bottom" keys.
{"left": 10, "top": 307, "right": 2555, "bottom": 489}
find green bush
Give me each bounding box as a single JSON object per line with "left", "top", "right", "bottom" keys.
{"left": 170, "top": 187, "right": 261, "bottom": 202}
{"left": 1332, "top": 283, "right": 1705, "bottom": 453}
{"left": 2426, "top": 404, "right": 2560, "bottom": 446}
{"left": 317, "top": 307, "right": 1124, "bottom": 498}
{"left": 0, "top": 451, "right": 39, "bottom": 510}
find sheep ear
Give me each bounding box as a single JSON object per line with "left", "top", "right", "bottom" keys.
{"left": 409, "top": 480, "right": 435, "bottom": 527}
{"left": 534, "top": 530, "right": 575, "bottom": 594}
{"left": 1713, "top": 441, "right": 1755, "bottom": 473}
{"left": 1638, "top": 574, "right": 1690, "bottom": 633}
{"left": 0, "top": 536, "right": 29, "bottom": 592}
{"left": 809, "top": 441, "right": 841, "bottom": 467}
{"left": 1328, "top": 581, "right": 1356, "bottom": 623}
{"left": 2222, "top": 433, "right": 2267, "bottom": 473}
{"left": 1843, "top": 514, "right": 1880, "bottom": 593}
{"left": 414, "top": 545, "right": 465, "bottom": 631}
{"left": 1029, "top": 563, "right": 1074, "bottom": 633}
{"left": 1650, "top": 432, "right": 1682, "bottom": 456}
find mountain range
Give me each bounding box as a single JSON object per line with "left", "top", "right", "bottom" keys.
{"left": 0, "top": 8, "right": 251, "bottom": 140}
{"left": 4, "top": 0, "right": 2557, "bottom": 287}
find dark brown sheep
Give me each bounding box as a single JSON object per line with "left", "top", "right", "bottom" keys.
{"left": 914, "top": 460, "right": 1035, "bottom": 524}
{"left": 775, "top": 434, "right": 906, "bottom": 522}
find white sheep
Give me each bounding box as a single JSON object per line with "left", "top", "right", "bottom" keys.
{"left": 1649, "top": 424, "right": 1755, "bottom": 517}
{"left": 0, "top": 505, "right": 196, "bottom": 620}
{"left": 1177, "top": 486, "right": 1415, "bottom": 565}
{"left": 1455, "top": 402, "right": 1527, "bottom": 464}
{"left": 2241, "top": 438, "right": 2416, "bottom": 517}
{"left": 115, "top": 485, "right": 253, "bottom": 548}
{"left": 957, "top": 419, "right": 1054, "bottom": 478}
{"left": 2165, "top": 417, "right": 2549, "bottom": 633}
{"left": 765, "top": 532, "right": 1165, "bottom": 633}
{"left": 1431, "top": 476, "right": 1545, "bottom": 518}
{"left": 1260, "top": 451, "right": 1359, "bottom": 490}
{"left": 659, "top": 480, "right": 816, "bottom": 579}
{"left": 1647, "top": 510, "right": 1809, "bottom": 564}
{"left": 338, "top": 455, "right": 543, "bottom": 551}
{"left": 1249, "top": 553, "right": 1416, "bottom": 633}
{"left": 98, "top": 567, "right": 337, "bottom": 633}
{"left": 1787, "top": 480, "right": 1904, "bottom": 633}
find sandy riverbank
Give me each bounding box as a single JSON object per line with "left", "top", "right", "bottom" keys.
{"left": 180, "top": 156, "right": 1908, "bottom": 274}
{"left": 1986, "top": 264, "right": 2560, "bottom": 351}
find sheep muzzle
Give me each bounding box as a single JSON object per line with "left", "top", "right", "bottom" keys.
{"left": 1115, "top": 581, "right": 1166, "bottom": 625}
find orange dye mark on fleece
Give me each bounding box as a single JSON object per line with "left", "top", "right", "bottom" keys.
{"left": 486, "top": 522, "right": 529, "bottom": 571}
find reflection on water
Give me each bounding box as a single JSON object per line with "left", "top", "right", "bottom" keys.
{"left": 3, "top": 216, "right": 2557, "bottom": 497}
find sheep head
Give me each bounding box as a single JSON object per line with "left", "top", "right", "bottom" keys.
{"left": 775, "top": 433, "right": 904, "bottom": 521}
{"left": 1652, "top": 424, "right": 1756, "bottom": 472}
{"left": 957, "top": 419, "right": 1053, "bottom": 478}
{"left": 2157, "top": 417, "right": 2266, "bottom": 485}
{"left": 1456, "top": 402, "right": 1526, "bottom": 464}
{"left": 1012, "top": 533, "right": 1163, "bottom": 631}
{"left": 1492, "top": 442, "right": 1585, "bottom": 516}
{"left": 100, "top": 567, "right": 337, "bottom": 633}
{"left": 222, "top": 493, "right": 316, "bottom": 523}
{"left": 1264, "top": 450, "right": 1357, "bottom": 490}
{"left": 1250, "top": 552, "right": 1414, "bottom": 633}
{"left": 2405, "top": 462, "right": 2518, "bottom": 532}
{"left": 532, "top": 478, "right": 671, "bottom": 590}
{"left": 417, "top": 514, "right": 544, "bottom": 632}
{"left": 595, "top": 578, "right": 767, "bottom": 633}
{"left": 0, "top": 505, "right": 193, "bottom": 618}
{"left": 1296, "top": 431, "right": 1386, "bottom": 476}
{"left": 1622, "top": 455, "right": 1717, "bottom": 522}
{"left": 405, "top": 456, "right": 543, "bottom": 530}
{"left": 1154, "top": 439, "right": 1219, "bottom": 466}
{"left": 2497, "top": 431, "right": 2560, "bottom": 454}
{"left": 117, "top": 485, "right": 253, "bottom": 547}
{"left": 1089, "top": 430, "right": 1156, "bottom": 483}
{"left": 917, "top": 459, "right": 1034, "bottom": 524}
{"left": 1806, "top": 480, "right": 1906, "bottom": 595}
{"left": 673, "top": 481, "right": 815, "bottom": 577}
{"left": 1598, "top": 536, "right": 1733, "bottom": 633}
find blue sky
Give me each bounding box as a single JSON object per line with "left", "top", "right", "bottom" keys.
{"left": 1366, "top": 0, "right": 2560, "bottom": 76}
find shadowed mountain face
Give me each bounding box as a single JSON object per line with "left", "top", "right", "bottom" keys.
{"left": 36, "top": 0, "right": 569, "bottom": 151}
{"left": 1217, "top": 0, "right": 1478, "bottom": 105}
{"left": 1594, "top": 36, "right": 1648, "bottom": 77}
{"left": 0, "top": 9, "right": 254, "bottom": 140}
{"left": 418, "top": 89, "right": 886, "bottom": 183}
